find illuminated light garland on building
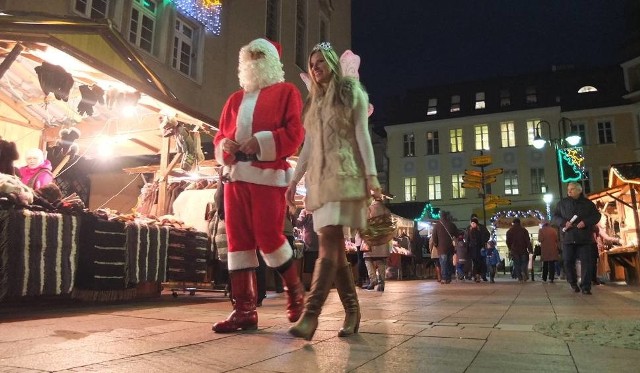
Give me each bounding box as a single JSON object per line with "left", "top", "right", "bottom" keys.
{"left": 488, "top": 209, "right": 545, "bottom": 242}
{"left": 414, "top": 202, "right": 441, "bottom": 221}
{"left": 172, "top": 0, "right": 222, "bottom": 35}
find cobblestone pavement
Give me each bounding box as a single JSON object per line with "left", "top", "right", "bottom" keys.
{"left": 534, "top": 320, "right": 640, "bottom": 350}
{"left": 1, "top": 275, "right": 639, "bottom": 372}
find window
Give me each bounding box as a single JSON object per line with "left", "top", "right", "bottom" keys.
{"left": 427, "top": 98, "right": 437, "bottom": 116}
{"left": 597, "top": 120, "right": 614, "bottom": 144}
{"left": 526, "top": 86, "right": 537, "bottom": 104}
{"left": 569, "top": 123, "right": 587, "bottom": 145}
{"left": 404, "top": 177, "right": 417, "bottom": 201}
{"left": 450, "top": 128, "right": 463, "bottom": 152}
{"left": 578, "top": 85, "right": 598, "bottom": 93}
{"left": 530, "top": 168, "right": 545, "bottom": 194}
{"left": 500, "top": 121, "right": 516, "bottom": 147}
{"left": 266, "top": 0, "right": 280, "bottom": 41}
{"left": 426, "top": 131, "right": 439, "bottom": 155}
{"left": 474, "top": 124, "right": 489, "bottom": 150}
{"left": 452, "top": 174, "right": 465, "bottom": 199}
{"left": 450, "top": 95, "right": 460, "bottom": 112}
{"left": 427, "top": 176, "right": 441, "bottom": 200}
{"left": 602, "top": 169, "right": 610, "bottom": 188}
{"left": 172, "top": 18, "right": 197, "bottom": 77}
{"left": 582, "top": 170, "right": 591, "bottom": 194}
{"left": 295, "top": 0, "right": 307, "bottom": 69}
{"left": 403, "top": 133, "right": 415, "bottom": 157}
{"left": 504, "top": 169, "right": 519, "bottom": 195}
{"left": 130, "top": 0, "right": 156, "bottom": 53}
{"left": 75, "top": 0, "right": 109, "bottom": 18}
{"left": 500, "top": 89, "right": 511, "bottom": 107}
{"left": 475, "top": 92, "right": 485, "bottom": 110}
{"left": 526, "top": 119, "right": 540, "bottom": 146}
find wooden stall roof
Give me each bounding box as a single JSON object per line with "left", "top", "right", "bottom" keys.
{"left": 0, "top": 12, "right": 217, "bottom": 158}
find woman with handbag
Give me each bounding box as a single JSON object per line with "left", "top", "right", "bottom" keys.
{"left": 362, "top": 198, "right": 392, "bottom": 291}
{"left": 285, "top": 42, "right": 381, "bottom": 340}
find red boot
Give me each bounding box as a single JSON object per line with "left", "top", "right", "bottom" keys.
{"left": 278, "top": 260, "right": 305, "bottom": 322}
{"left": 212, "top": 270, "right": 258, "bottom": 333}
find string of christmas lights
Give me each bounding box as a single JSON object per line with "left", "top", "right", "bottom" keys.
{"left": 488, "top": 209, "right": 545, "bottom": 242}
{"left": 172, "top": 0, "right": 222, "bottom": 35}
{"left": 413, "top": 202, "right": 441, "bottom": 221}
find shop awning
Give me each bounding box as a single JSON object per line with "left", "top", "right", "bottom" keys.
{"left": 0, "top": 12, "right": 217, "bottom": 158}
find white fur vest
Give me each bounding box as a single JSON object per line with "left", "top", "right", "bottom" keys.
{"left": 303, "top": 78, "right": 368, "bottom": 211}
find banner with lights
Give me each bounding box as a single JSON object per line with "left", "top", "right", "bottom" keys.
{"left": 172, "top": 0, "right": 222, "bottom": 35}
{"left": 557, "top": 147, "right": 585, "bottom": 183}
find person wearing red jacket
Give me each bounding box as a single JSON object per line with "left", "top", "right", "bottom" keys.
{"left": 212, "top": 38, "right": 305, "bottom": 333}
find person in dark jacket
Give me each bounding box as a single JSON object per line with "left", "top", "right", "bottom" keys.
{"left": 465, "top": 217, "right": 488, "bottom": 282}
{"left": 552, "top": 182, "right": 601, "bottom": 295}
{"left": 468, "top": 214, "right": 490, "bottom": 281}
{"left": 506, "top": 218, "right": 531, "bottom": 282}
{"left": 432, "top": 211, "right": 457, "bottom": 284}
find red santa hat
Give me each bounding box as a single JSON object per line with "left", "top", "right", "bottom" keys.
{"left": 247, "top": 38, "right": 282, "bottom": 60}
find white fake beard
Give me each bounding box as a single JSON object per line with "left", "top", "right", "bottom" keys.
{"left": 238, "top": 53, "right": 284, "bottom": 92}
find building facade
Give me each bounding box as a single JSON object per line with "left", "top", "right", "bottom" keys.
{"left": 0, "top": 0, "right": 351, "bottom": 126}
{"left": 384, "top": 66, "right": 640, "bottom": 222}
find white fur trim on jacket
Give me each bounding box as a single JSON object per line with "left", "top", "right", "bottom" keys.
{"left": 229, "top": 162, "right": 293, "bottom": 187}
{"left": 254, "top": 131, "right": 276, "bottom": 161}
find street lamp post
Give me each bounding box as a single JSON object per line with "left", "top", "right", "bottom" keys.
{"left": 533, "top": 117, "right": 581, "bottom": 201}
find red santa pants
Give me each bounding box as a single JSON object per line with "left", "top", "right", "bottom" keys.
{"left": 224, "top": 181, "right": 293, "bottom": 271}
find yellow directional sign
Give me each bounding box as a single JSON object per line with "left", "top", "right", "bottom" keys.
{"left": 483, "top": 168, "right": 504, "bottom": 177}
{"left": 462, "top": 182, "right": 482, "bottom": 189}
{"left": 484, "top": 203, "right": 497, "bottom": 210}
{"left": 471, "top": 154, "right": 492, "bottom": 166}
{"left": 464, "top": 169, "right": 483, "bottom": 177}
{"left": 483, "top": 176, "right": 497, "bottom": 184}
{"left": 463, "top": 174, "right": 483, "bottom": 183}
{"left": 485, "top": 194, "right": 498, "bottom": 202}
{"left": 494, "top": 198, "right": 511, "bottom": 205}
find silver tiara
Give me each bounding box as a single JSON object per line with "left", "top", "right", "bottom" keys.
{"left": 313, "top": 42, "right": 332, "bottom": 51}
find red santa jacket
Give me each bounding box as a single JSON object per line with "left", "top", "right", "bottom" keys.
{"left": 214, "top": 82, "right": 303, "bottom": 187}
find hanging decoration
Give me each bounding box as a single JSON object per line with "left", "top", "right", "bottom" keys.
{"left": 414, "top": 201, "right": 441, "bottom": 221}
{"left": 172, "top": 0, "right": 222, "bottom": 35}
{"left": 557, "top": 147, "right": 585, "bottom": 183}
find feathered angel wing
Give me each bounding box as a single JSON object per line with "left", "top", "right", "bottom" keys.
{"left": 340, "top": 50, "right": 374, "bottom": 116}
{"left": 300, "top": 72, "right": 312, "bottom": 92}
{"left": 340, "top": 50, "right": 360, "bottom": 79}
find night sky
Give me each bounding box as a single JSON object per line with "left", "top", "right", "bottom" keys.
{"left": 352, "top": 1, "right": 629, "bottom": 123}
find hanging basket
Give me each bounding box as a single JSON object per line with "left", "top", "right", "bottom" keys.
{"left": 361, "top": 213, "right": 396, "bottom": 247}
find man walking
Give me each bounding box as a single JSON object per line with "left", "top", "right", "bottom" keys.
{"left": 552, "top": 182, "right": 601, "bottom": 295}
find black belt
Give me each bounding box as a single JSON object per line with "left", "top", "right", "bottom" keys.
{"left": 235, "top": 152, "right": 259, "bottom": 162}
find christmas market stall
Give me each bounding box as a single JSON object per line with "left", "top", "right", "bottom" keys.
{"left": 0, "top": 15, "right": 217, "bottom": 302}
{"left": 588, "top": 163, "right": 640, "bottom": 285}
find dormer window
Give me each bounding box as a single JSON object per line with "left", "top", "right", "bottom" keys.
{"left": 578, "top": 85, "right": 598, "bottom": 93}
{"left": 427, "top": 98, "right": 437, "bottom": 116}
{"left": 475, "top": 91, "right": 485, "bottom": 109}
{"left": 450, "top": 95, "right": 460, "bottom": 112}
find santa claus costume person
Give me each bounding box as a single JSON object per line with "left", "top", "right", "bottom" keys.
{"left": 212, "top": 38, "right": 305, "bottom": 333}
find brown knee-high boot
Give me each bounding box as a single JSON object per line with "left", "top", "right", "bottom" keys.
{"left": 289, "top": 258, "right": 336, "bottom": 340}
{"left": 277, "top": 259, "right": 305, "bottom": 322}
{"left": 334, "top": 263, "right": 360, "bottom": 337}
{"left": 212, "top": 269, "right": 258, "bottom": 333}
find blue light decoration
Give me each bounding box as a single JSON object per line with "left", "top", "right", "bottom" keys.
{"left": 557, "top": 147, "right": 584, "bottom": 183}
{"left": 414, "top": 202, "right": 441, "bottom": 221}
{"left": 172, "top": 0, "right": 222, "bottom": 35}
